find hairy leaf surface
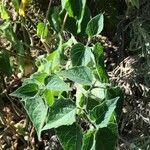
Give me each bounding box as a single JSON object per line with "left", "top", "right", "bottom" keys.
{"left": 71, "top": 43, "right": 92, "bottom": 66}
{"left": 90, "top": 97, "right": 119, "bottom": 127}
{"left": 10, "top": 83, "right": 39, "bottom": 98}
{"left": 25, "top": 97, "right": 48, "bottom": 140}
{"left": 45, "top": 75, "right": 71, "bottom": 91}
{"left": 42, "top": 99, "right": 76, "bottom": 131}
{"left": 58, "top": 66, "right": 93, "bottom": 85}
{"left": 86, "top": 14, "right": 104, "bottom": 37}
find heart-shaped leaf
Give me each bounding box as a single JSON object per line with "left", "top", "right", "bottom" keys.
{"left": 86, "top": 14, "right": 104, "bottom": 38}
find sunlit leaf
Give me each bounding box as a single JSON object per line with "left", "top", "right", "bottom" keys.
{"left": 45, "top": 75, "right": 71, "bottom": 91}
{"left": 94, "top": 43, "right": 109, "bottom": 83}
{"left": 82, "top": 129, "right": 95, "bottom": 150}
{"left": 58, "top": 66, "right": 93, "bottom": 85}
{"left": 37, "top": 22, "right": 48, "bottom": 39}
{"left": 61, "top": 0, "right": 86, "bottom": 33}
{"left": 12, "top": 0, "right": 20, "bottom": 12}
{"left": 105, "top": 87, "right": 124, "bottom": 122}
{"left": 42, "top": 99, "right": 76, "bottom": 131}
{"left": 86, "top": 14, "right": 104, "bottom": 37}
{"left": 25, "top": 97, "right": 48, "bottom": 140}
{"left": 43, "top": 89, "right": 54, "bottom": 106}
{"left": 90, "top": 97, "right": 119, "bottom": 128}
{"left": 71, "top": 43, "right": 92, "bottom": 66}
{"left": 61, "top": 0, "right": 85, "bottom": 20}
{"left": 48, "top": 6, "right": 62, "bottom": 32}
{"left": 19, "top": 0, "right": 28, "bottom": 16}
{"left": 90, "top": 81, "right": 106, "bottom": 100}
{"left": 30, "top": 72, "right": 48, "bottom": 84}
{"left": 0, "top": 3, "right": 10, "bottom": 19}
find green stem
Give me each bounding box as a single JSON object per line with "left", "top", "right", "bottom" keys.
{"left": 82, "top": 108, "right": 97, "bottom": 129}
{"left": 61, "top": 12, "right": 68, "bottom": 33}
{"left": 86, "top": 37, "right": 91, "bottom": 46}
{"left": 45, "top": 0, "right": 53, "bottom": 24}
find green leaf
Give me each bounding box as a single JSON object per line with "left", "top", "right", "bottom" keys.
{"left": 45, "top": 75, "right": 71, "bottom": 91}
{"left": 95, "top": 65, "right": 109, "bottom": 83}
{"left": 43, "top": 89, "right": 54, "bottom": 106}
{"left": 62, "top": 13, "right": 78, "bottom": 35}
{"left": 15, "top": 41, "right": 25, "bottom": 72}
{"left": 87, "top": 98, "right": 100, "bottom": 111}
{"left": 46, "top": 47, "right": 62, "bottom": 72}
{"left": 37, "top": 22, "right": 48, "bottom": 39}
{"left": 0, "top": 3, "right": 10, "bottom": 20}
{"left": 71, "top": 43, "right": 92, "bottom": 66}
{"left": 86, "top": 14, "right": 104, "bottom": 37}
{"left": 0, "top": 52, "right": 12, "bottom": 76}
{"left": 80, "top": 6, "right": 91, "bottom": 33}
{"left": 76, "top": 0, "right": 86, "bottom": 33}
{"left": 0, "top": 22, "right": 25, "bottom": 71}
{"left": 61, "top": 0, "right": 85, "bottom": 20}
{"left": 90, "top": 81, "right": 106, "bottom": 100}
{"left": 22, "top": 78, "right": 40, "bottom": 87}
{"left": 95, "top": 123, "right": 118, "bottom": 150}
{"left": 12, "top": 0, "right": 20, "bottom": 12}
{"left": 58, "top": 66, "right": 93, "bottom": 85}
{"left": 0, "top": 21, "right": 17, "bottom": 44}
{"left": 94, "top": 43, "right": 104, "bottom": 64}
{"left": 24, "top": 97, "right": 48, "bottom": 140}
{"left": 57, "top": 123, "right": 83, "bottom": 150}
{"left": 30, "top": 72, "right": 47, "bottom": 84}
{"left": 10, "top": 83, "right": 39, "bottom": 98}
{"left": 48, "top": 6, "right": 62, "bottom": 32}
{"left": 90, "top": 97, "right": 119, "bottom": 128}
{"left": 0, "top": 20, "right": 9, "bottom": 31}
{"left": 131, "top": 0, "right": 139, "bottom": 9}
{"left": 105, "top": 87, "right": 124, "bottom": 122}
{"left": 82, "top": 129, "right": 95, "bottom": 150}
{"left": 61, "top": 0, "right": 86, "bottom": 33}
{"left": 99, "top": 98, "right": 118, "bottom": 128}
{"left": 42, "top": 99, "right": 76, "bottom": 131}
{"left": 36, "top": 57, "right": 52, "bottom": 74}
{"left": 94, "top": 43, "right": 109, "bottom": 83}
{"left": 76, "top": 86, "right": 85, "bottom": 110}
